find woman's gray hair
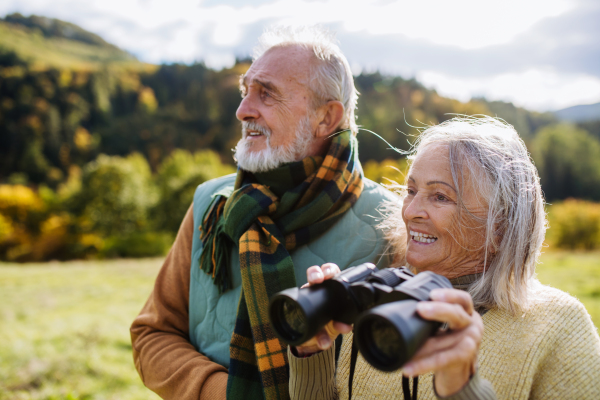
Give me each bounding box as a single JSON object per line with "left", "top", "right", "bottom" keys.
{"left": 253, "top": 26, "right": 358, "bottom": 135}
{"left": 381, "top": 116, "right": 547, "bottom": 314}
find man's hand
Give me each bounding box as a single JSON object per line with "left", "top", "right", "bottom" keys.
{"left": 292, "top": 263, "right": 353, "bottom": 357}
{"left": 402, "top": 288, "right": 484, "bottom": 397}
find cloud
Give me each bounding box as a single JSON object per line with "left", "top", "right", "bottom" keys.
{"left": 1, "top": 0, "right": 598, "bottom": 109}
{"left": 417, "top": 69, "right": 600, "bottom": 111}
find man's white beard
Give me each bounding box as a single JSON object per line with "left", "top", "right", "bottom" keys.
{"left": 234, "top": 117, "right": 314, "bottom": 173}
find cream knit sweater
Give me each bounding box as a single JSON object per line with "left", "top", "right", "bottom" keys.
{"left": 289, "top": 283, "right": 600, "bottom": 399}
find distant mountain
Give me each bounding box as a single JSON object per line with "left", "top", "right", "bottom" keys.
{"left": 554, "top": 102, "right": 600, "bottom": 123}
{"left": 0, "top": 13, "right": 143, "bottom": 70}
{"left": 472, "top": 97, "right": 557, "bottom": 140}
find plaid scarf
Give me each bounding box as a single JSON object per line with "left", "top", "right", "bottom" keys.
{"left": 199, "top": 131, "right": 363, "bottom": 400}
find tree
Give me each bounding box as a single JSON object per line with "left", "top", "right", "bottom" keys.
{"left": 152, "top": 149, "right": 235, "bottom": 234}
{"left": 75, "top": 153, "right": 156, "bottom": 236}
{"left": 531, "top": 124, "right": 600, "bottom": 201}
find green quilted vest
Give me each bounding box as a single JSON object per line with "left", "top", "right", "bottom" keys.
{"left": 189, "top": 173, "right": 396, "bottom": 367}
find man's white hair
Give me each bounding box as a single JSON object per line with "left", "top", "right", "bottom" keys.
{"left": 253, "top": 26, "right": 359, "bottom": 135}
{"left": 380, "top": 116, "right": 547, "bottom": 314}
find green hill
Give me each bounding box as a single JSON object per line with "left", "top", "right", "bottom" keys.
{"left": 4, "top": 12, "right": 597, "bottom": 205}
{"left": 0, "top": 13, "right": 146, "bottom": 70}
{"left": 555, "top": 102, "right": 600, "bottom": 123}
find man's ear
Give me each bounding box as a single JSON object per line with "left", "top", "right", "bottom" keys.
{"left": 315, "top": 100, "right": 345, "bottom": 139}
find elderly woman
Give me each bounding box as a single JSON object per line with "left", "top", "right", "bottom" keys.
{"left": 287, "top": 116, "right": 600, "bottom": 399}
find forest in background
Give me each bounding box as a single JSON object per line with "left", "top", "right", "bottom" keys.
{"left": 2, "top": 13, "right": 600, "bottom": 262}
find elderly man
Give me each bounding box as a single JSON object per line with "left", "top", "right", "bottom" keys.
{"left": 130, "top": 27, "right": 396, "bottom": 400}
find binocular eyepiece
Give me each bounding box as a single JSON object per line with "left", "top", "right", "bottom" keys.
{"left": 268, "top": 263, "right": 452, "bottom": 371}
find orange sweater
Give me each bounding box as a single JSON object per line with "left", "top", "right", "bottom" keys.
{"left": 130, "top": 205, "right": 228, "bottom": 399}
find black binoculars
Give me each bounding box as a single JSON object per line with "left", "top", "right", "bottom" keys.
{"left": 268, "top": 263, "right": 452, "bottom": 371}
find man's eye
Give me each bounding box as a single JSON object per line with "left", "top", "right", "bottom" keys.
{"left": 407, "top": 188, "right": 415, "bottom": 195}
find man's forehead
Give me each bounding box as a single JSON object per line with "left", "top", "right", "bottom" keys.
{"left": 241, "top": 46, "right": 311, "bottom": 88}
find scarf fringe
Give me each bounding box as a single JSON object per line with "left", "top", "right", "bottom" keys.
{"left": 199, "top": 195, "right": 231, "bottom": 293}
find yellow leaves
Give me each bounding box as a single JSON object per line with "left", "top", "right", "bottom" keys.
{"left": 57, "top": 165, "right": 82, "bottom": 201}
{"left": 0, "top": 213, "right": 13, "bottom": 242}
{"left": 0, "top": 184, "right": 44, "bottom": 219}
{"left": 363, "top": 158, "right": 409, "bottom": 186}
{"left": 137, "top": 87, "right": 158, "bottom": 114}
{"left": 59, "top": 69, "right": 72, "bottom": 87}
{"left": 453, "top": 100, "right": 490, "bottom": 116}
{"left": 40, "top": 214, "right": 70, "bottom": 234}
{"left": 78, "top": 233, "right": 104, "bottom": 250}
{"left": 47, "top": 167, "right": 64, "bottom": 183}
{"left": 74, "top": 126, "right": 93, "bottom": 151}
{"left": 0, "top": 66, "right": 26, "bottom": 79}
{"left": 118, "top": 72, "right": 141, "bottom": 92}
{"left": 546, "top": 199, "right": 600, "bottom": 250}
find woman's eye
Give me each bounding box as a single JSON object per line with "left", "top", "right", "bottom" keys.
{"left": 435, "top": 194, "right": 447, "bottom": 201}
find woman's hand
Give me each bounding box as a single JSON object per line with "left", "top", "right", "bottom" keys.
{"left": 402, "top": 288, "right": 484, "bottom": 397}
{"left": 292, "top": 263, "right": 353, "bottom": 357}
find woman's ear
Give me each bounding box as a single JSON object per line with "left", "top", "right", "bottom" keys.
{"left": 314, "top": 100, "right": 345, "bottom": 138}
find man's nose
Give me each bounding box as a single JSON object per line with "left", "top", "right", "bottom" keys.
{"left": 236, "top": 95, "right": 260, "bottom": 122}
{"left": 404, "top": 193, "right": 428, "bottom": 220}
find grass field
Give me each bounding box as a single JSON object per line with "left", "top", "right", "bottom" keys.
{"left": 1, "top": 251, "right": 599, "bottom": 400}
{"left": 0, "top": 259, "right": 163, "bottom": 400}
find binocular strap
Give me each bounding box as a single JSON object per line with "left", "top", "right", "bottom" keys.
{"left": 348, "top": 336, "right": 359, "bottom": 400}
{"left": 402, "top": 376, "right": 418, "bottom": 400}
{"left": 347, "top": 334, "right": 418, "bottom": 400}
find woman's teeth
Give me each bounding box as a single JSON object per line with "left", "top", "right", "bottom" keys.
{"left": 410, "top": 230, "right": 438, "bottom": 244}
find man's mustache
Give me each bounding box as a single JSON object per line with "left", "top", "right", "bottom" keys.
{"left": 242, "top": 121, "right": 271, "bottom": 138}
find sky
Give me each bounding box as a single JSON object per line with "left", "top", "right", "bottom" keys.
{"left": 2, "top": 0, "right": 599, "bottom": 112}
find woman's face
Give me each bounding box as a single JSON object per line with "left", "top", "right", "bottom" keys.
{"left": 402, "top": 144, "right": 488, "bottom": 279}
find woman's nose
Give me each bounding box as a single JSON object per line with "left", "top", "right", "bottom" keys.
{"left": 236, "top": 94, "right": 260, "bottom": 122}
{"left": 404, "top": 194, "right": 428, "bottom": 220}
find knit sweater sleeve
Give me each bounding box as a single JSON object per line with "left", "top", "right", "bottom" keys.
{"left": 433, "top": 373, "right": 497, "bottom": 400}
{"left": 130, "top": 203, "right": 228, "bottom": 400}
{"left": 287, "top": 344, "right": 497, "bottom": 400}
{"left": 288, "top": 345, "right": 338, "bottom": 400}
{"left": 529, "top": 290, "right": 600, "bottom": 399}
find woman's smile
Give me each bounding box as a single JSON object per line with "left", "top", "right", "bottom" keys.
{"left": 409, "top": 229, "right": 438, "bottom": 244}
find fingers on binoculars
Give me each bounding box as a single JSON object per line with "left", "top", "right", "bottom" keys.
{"left": 429, "top": 288, "right": 475, "bottom": 315}
{"left": 410, "top": 320, "right": 482, "bottom": 362}
{"left": 306, "top": 263, "right": 340, "bottom": 285}
{"left": 403, "top": 335, "right": 479, "bottom": 376}
{"left": 297, "top": 329, "right": 334, "bottom": 355}
{"left": 403, "top": 324, "right": 481, "bottom": 376}
{"left": 332, "top": 321, "right": 353, "bottom": 334}
{"left": 416, "top": 301, "right": 473, "bottom": 331}
{"left": 321, "top": 263, "right": 340, "bottom": 278}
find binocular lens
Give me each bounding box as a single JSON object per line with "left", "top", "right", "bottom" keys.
{"left": 368, "top": 318, "right": 404, "bottom": 364}
{"left": 270, "top": 297, "right": 308, "bottom": 343}
{"left": 357, "top": 314, "right": 407, "bottom": 371}
{"left": 356, "top": 300, "right": 439, "bottom": 372}
{"left": 281, "top": 298, "right": 306, "bottom": 336}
